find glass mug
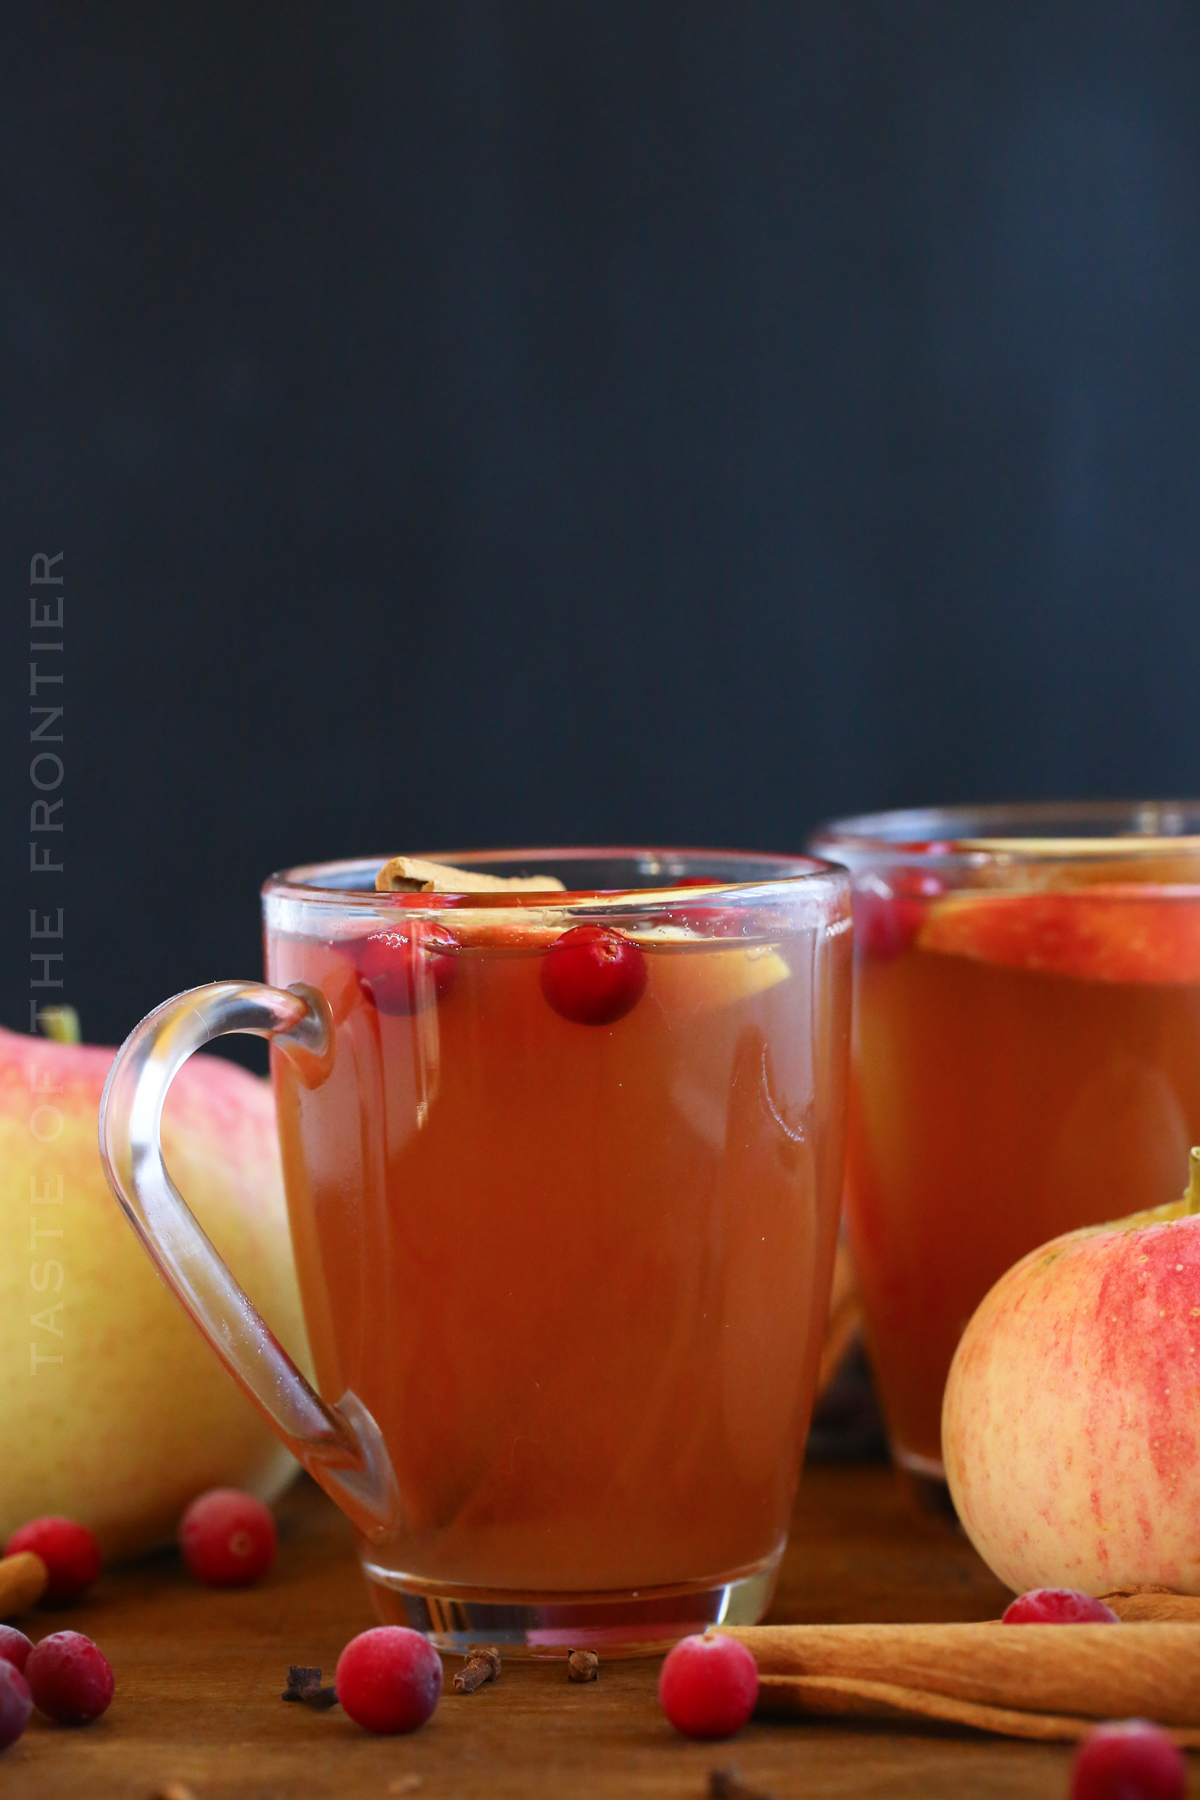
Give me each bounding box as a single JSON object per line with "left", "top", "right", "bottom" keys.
{"left": 811, "top": 801, "right": 1200, "bottom": 1501}
{"left": 100, "top": 850, "right": 851, "bottom": 1652}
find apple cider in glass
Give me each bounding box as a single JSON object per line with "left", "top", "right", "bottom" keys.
{"left": 812, "top": 805, "right": 1200, "bottom": 1492}
{"left": 263, "top": 851, "right": 850, "bottom": 1646}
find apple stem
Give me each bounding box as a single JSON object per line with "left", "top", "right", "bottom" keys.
{"left": 39, "top": 1005, "right": 81, "bottom": 1046}
{"left": 1186, "top": 1148, "right": 1200, "bottom": 1216}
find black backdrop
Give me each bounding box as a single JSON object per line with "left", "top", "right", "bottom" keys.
{"left": 5, "top": 1, "right": 1200, "bottom": 1061}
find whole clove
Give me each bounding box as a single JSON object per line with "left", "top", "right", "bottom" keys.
{"left": 281, "top": 1665, "right": 339, "bottom": 1710}
{"left": 453, "top": 1646, "right": 501, "bottom": 1693}
{"left": 566, "top": 1649, "right": 599, "bottom": 1683}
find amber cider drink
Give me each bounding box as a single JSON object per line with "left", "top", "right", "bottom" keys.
{"left": 813, "top": 805, "right": 1200, "bottom": 1489}
{"left": 264, "top": 851, "right": 850, "bottom": 1648}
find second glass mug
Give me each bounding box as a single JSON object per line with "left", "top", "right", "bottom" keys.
{"left": 812, "top": 800, "right": 1200, "bottom": 1503}
{"left": 99, "top": 849, "right": 851, "bottom": 1652}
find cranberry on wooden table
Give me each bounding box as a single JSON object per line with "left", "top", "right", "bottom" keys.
{"left": 1002, "top": 1588, "right": 1120, "bottom": 1625}
{"left": 335, "top": 1627, "right": 443, "bottom": 1735}
{"left": 179, "top": 1489, "right": 277, "bottom": 1588}
{"left": 1070, "top": 1720, "right": 1186, "bottom": 1800}
{"left": 25, "top": 1631, "right": 114, "bottom": 1724}
{"left": 0, "top": 1627, "right": 32, "bottom": 1673}
{"left": 5, "top": 1517, "right": 101, "bottom": 1604}
{"left": 658, "top": 1633, "right": 759, "bottom": 1740}
{"left": 0, "top": 1660, "right": 31, "bottom": 1749}
{"left": 540, "top": 926, "right": 647, "bottom": 1025}
{"left": 349, "top": 926, "right": 457, "bottom": 1016}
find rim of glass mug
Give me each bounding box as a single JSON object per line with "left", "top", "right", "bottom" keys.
{"left": 263, "top": 845, "right": 849, "bottom": 906}
{"left": 811, "top": 799, "right": 1200, "bottom": 877}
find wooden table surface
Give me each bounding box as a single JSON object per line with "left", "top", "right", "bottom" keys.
{"left": 2, "top": 1464, "right": 1124, "bottom": 1798}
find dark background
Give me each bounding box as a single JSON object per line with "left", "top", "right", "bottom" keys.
{"left": 5, "top": 1, "right": 1200, "bottom": 1062}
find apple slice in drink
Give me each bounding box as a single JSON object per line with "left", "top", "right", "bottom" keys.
{"left": 918, "top": 889, "right": 1200, "bottom": 985}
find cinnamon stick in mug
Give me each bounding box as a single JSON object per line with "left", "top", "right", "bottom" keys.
{"left": 375, "top": 856, "right": 564, "bottom": 893}
{"left": 716, "top": 1623, "right": 1200, "bottom": 1728}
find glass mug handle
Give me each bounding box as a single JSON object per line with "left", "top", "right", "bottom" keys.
{"left": 98, "top": 980, "right": 399, "bottom": 1540}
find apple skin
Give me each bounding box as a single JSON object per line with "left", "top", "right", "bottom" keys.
{"left": 1, "top": 1024, "right": 309, "bottom": 1560}
{"left": 943, "top": 1188, "right": 1200, "bottom": 1597}
{"left": 919, "top": 890, "right": 1200, "bottom": 985}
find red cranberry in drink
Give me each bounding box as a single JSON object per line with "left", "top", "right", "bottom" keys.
{"left": 0, "top": 1627, "right": 32, "bottom": 1673}
{"left": 178, "top": 1489, "right": 277, "bottom": 1587}
{"left": 657, "top": 1632, "right": 758, "bottom": 1739}
{"left": 0, "top": 1661, "right": 31, "bottom": 1750}
{"left": 24, "top": 1631, "right": 114, "bottom": 1724}
{"left": 541, "top": 926, "right": 647, "bottom": 1026}
{"left": 335, "top": 1626, "right": 443, "bottom": 1734}
{"left": 4, "top": 1517, "right": 101, "bottom": 1604}
{"left": 1003, "top": 1587, "right": 1120, "bottom": 1625}
{"left": 855, "top": 869, "right": 945, "bottom": 962}
{"left": 1070, "top": 1720, "right": 1185, "bottom": 1800}
{"left": 350, "top": 926, "right": 457, "bottom": 1016}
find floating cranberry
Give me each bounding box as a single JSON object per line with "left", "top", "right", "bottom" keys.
{"left": 349, "top": 926, "right": 457, "bottom": 1016}
{"left": 1070, "top": 1720, "right": 1185, "bottom": 1800}
{"left": 1003, "top": 1587, "right": 1120, "bottom": 1625}
{"left": 178, "top": 1489, "right": 277, "bottom": 1588}
{"left": 0, "top": 1661, "right": 30, "bottom": 1749}
{"left": 5, "top": 1517, "right": 101, "bottom": 1604}
{"left": 0, "top": 1628, "right": 32, "bottom": 1673}
{"left": 657, "top": 1632, "right": 758, "bottom": 1740}
{"left": 335, "top": 1626, "right": 443, "bottom": 1735}
{"left": 855, "top": 869, "right": 946, "bottom": 962}
{"left": 540, "top": 926, "right": 647, "bottom": 1025}
{"left": 25, "top": 1631, "right": 113, "bottom": 1724}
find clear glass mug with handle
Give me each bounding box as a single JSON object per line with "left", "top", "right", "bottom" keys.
{"left": 100, "top": 849, "right": 851, "bottom": 1654}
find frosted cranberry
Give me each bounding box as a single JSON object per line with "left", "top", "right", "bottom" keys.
{"left": 855, "top": 871, "right": 945, "bottom": 962}
{"left": 1070, "top": 1720, "right": 1185, "bottom": 1800}
{"left": 541, "top": 926, "right": 647, "bottom": 1025}
{"left": 335, "top": 1626, "right": 443, "bottom": 1735}
{"left": 25, "top": 1631, "right": 114, "bottom": 1724}
{"left": 0, "top": 1661, "right": 31, "bottom": 1749}
{"left": 0, "top": 1627, "right": 32, "bottom": 1672}
{"left": 350, "top": 926, "right": 457, "bottom": 1016}
{"left": 178, "top": 1489, "right": 277, "bottom": 1587}
{"left": 5, "top": 1517, "right": 101, "bottom": 1604}
{"left": 1003, "top": 1587, "right": 1120, "bottom": 1625}
{"left": 658, "top": 1633, "right": 758, "bottom": 1740}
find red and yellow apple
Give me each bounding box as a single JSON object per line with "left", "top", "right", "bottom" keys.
{"left": 1, "top": 1021, "right": 308, "bottom": 1559}
{"left": 943, "top": 1151, "right": 1200, "bottom": 1596}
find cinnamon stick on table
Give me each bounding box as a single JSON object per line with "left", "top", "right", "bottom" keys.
{"left": 716, "top": 1623, "right": 1200, "bottom": 1745}
{"left": 1101, "top": 1592, "right": 1200, "bottom": 1622}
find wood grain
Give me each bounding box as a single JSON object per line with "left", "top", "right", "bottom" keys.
{"left": 0, "top": 1466, "right": 1116, "bottom": 1798}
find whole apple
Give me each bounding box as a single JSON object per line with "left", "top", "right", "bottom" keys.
{"left": 2, "top": 1021, "right": 309, "bottom": 1559}
{"left": 943, "top": 1152, "right": 1200, "bottom": 1597}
